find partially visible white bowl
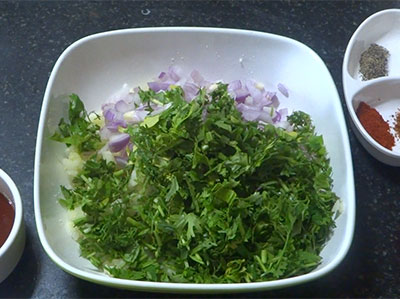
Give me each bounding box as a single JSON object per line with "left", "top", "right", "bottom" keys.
{"left": 34, "top": 27, "right": 355, "bottom": 293}
{"left": 0, "top": 168, "right": 25, "bottom": 283}
{"left": 343, "top": 9, "right": 400, "bottom": 166}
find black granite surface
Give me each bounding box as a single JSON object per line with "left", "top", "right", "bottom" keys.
{"left": 0, "top": 0, "right": 399, "bottom": 298}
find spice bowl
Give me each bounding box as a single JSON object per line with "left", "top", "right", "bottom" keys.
{"left": 343, "top": 9, "right": 400, "bottom": 166}
{"left": 0, "top": 168, "right": 25, "bottom": 283}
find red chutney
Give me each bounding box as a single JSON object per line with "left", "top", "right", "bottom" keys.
{"left": 0, "top": 192, "right": 15, "bottom": 248}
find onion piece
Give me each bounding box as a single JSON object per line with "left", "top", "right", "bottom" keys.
{"left": 149, "top": 102, "right": 172, "bottom": 115}
{"left": 183, "top": 82, "right": 199, "bottom": 101}
{"left": 228, "top": 80, "right": 242, "bottom": 91}
{"left": 158, "top": 71, "right": 167, "bottom": 81}
{"left": 114, "top": 156, "right": 128, "bottom": 168}
{"left": 278, "top": 108, "right": 288, "bottom": 120}
{"left": 148, "top": 82, "right": 170, "bottom": 93}
{"left": 265, "top": 91, "right": 280, "bottom": 108}
{"left": 277, "top": 83, "right": 289, "bottom": 98}
{"left": 124, "top": 110, "right": 148, "bottom": 124}
{"left": 190, "top": 70, "right": 205, "bottom": 86}
{"left": 99, "top": 127, "right": 113, "bottom": 140}
{"left": 168, "top": 65, "right": 182, "bottom": 82}
{"left": 108, "top": 133, "right": 130, "bottom": 153}
{"left": 103, "top": 109, "right": 115, "bottom": 122}
{"left": 107, "top": 117, "right": 127, "bottom": 130}
{"left": 272, "top": 110, "right": 281, "bottom": 123}
{"left": 259, "top": 110, "right": 273, "bottom": 123}
{"left": 245, "top": 80, "right": 263, "bottom": 102}
{"left": 115, "top": 100, "right": 131, "bottom": 113}
{"left": 234, "top": 89, "right": 251, "bottom": 103}
{"left": 100, "top": 68, "right": 292, "bottom": 160}
{"left": 237, "top": 103, "right": 261, "bottom": 122}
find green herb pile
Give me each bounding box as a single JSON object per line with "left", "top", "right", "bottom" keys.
{"left": 53, "top": 84, "right": 338, "bottom": 283}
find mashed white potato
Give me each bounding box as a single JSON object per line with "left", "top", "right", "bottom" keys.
{"left": 62, "top": 147, "right": 84, "bottom": 178}
{"left": 65, "top": 207, "right": 85, "bottom": 241}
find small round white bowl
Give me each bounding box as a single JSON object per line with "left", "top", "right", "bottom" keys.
{"left": 0, "top": 168, "right": 25, "bottom": 283}
{"left": 343, "top": 9, "right": 400, "bottom": 166}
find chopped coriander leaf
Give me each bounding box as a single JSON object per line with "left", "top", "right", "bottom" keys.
{"left": 55, "top": 84, "right": 338, "bottom": 283}
{"left": 51, "top": 94, "right": 103, "bottom": 153}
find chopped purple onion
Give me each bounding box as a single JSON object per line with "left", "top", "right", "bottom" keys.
{"left": 115, "top": 100, "right": 131, "bottom": 113}
{"left": 105, "top": 123, "right": 120, "bottom": 132}
{"left": 245, "top": 80, "right": 263, "bottom": 102}
{"left": 242, "top": 110, "right": 261, "bottom": 122}
{"left": 158, "top": 71, "right": 167, "bottom": 80}
{"left": 168, "top": 66, "right": 182, "bottom": 82}
{"left": 278, "top": 108, "right": 288, "bottom": 120}
{"left": 237, "top": 103, "right": 261, "bottom": 122}
{"left": 234, "top": 89, "right": 251, "bottom": 103}
{"left": 114, "top": 156, "right": 128, "bottom": 167}
{"left": 108, "top": 133, "right": 130, "bottom": 153}
{"left": 259, "top": 110, "right": 274, "bottom": 123}
{"left": 265, "top": 92, "right": 280, "bottom": 108}
{"left": 136, "top": 110, "right": 149, "bottom": 120}
{"left": 190, "top": 70, "right": 205, "bottom": 85}
{"left": 99, "top": 68, "right": 292, "bottom": 161}
{"left": 183, "top": 82, "right": 199, "bottom": 101}
{"left": 99, "top": 127, "right": 113, "bottom": 140}
{"left": 108, "top": 116, "right": 126, "bottom": 129}
{"left": 103, "top": 109, "right": 115, "bottom": 122}
{"left": 272, "top": 110, "right": 281, "bottom": 123}
{"left": 148, "top": 81, "right": 170, "bottom": 93}
{"left": 228, "top": 80, "right": 242, "bottom": 91}
{"left": 135, "top": 104, "right": 147, "bottom": 111}
{"left": 277, "top": 83, "right": 289, "bottom": 98}
{"left": 124, "top": 110, "right": 149, "bottom": 124}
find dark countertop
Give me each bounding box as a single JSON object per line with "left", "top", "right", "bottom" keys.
{"left": 0, "top": 1, "right": 399, "bottom": 298}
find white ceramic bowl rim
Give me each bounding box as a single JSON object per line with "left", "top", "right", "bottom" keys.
{"left": 0, "top": 169, "right": 23, "bottom": 256}
{"left": 35, "top": 26, "right": 355, "bottom": 292}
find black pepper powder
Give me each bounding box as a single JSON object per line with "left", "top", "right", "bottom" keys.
{"left": 359, "top": 43, "right": 390, "bottom": 80}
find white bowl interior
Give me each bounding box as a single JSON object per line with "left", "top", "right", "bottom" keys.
{"left": 35, "top": 27, "right": 355, "bottom": 292}
{"left": 345, "top": 9, "right": 400, "bottom": 81}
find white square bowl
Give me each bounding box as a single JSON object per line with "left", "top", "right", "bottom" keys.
{"left": 34, "top": 27, "right": 355, "bottom": 293}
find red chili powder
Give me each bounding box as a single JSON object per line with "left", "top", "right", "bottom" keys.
{"left": 356, "top": 101, "right": 395, "bottom": 150}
